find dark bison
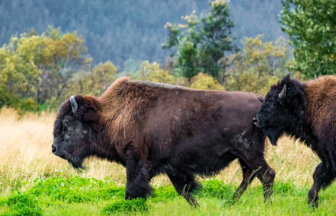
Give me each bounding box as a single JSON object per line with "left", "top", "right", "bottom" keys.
{"left": 52, "top": 77, "right": 274, "bottom": 206}
{"left": 254, "top": 74, "right": 336, "bottom": 207}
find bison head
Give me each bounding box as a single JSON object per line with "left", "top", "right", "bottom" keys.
{"left": 52, "top": 95, "right": 100, "bottom": 169}
{"left": 254, "top": 74, "right": 305, "bottom": 145}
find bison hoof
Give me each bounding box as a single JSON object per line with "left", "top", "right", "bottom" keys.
{"left": 125, "top": 193, "right": 134, "bottom": 200}
{"left": 308, "top": 197, "right": 319, "bottom": 209}
{"left": 189, "top": 199, "right": 199, "bottom": 208}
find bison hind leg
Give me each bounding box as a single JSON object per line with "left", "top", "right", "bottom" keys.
{"left": 167, "top": 173, "right": 201, "bottom": 207}
{"left": 232, "top": 158, "right": 257, "bottom": 203}
{"left": 126, "top": 166, "right": 154, "bottom": 200}
{"left": 308, "top": 162, "right": 335, "bottom": 209}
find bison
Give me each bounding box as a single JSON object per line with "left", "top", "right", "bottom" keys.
{"left": 254, "top": 74, "right": 336, "bottom": 207}
{"left": 52, "top": 77, "right": 275, "bottom": 206}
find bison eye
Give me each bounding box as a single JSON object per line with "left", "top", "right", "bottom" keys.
{"left": 63, "top": 122, "right": 70, "bottom": 131}
{"left": 267, "top": 100, "right": 276, "bottom": 107}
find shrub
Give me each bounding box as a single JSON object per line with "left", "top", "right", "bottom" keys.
{"left": 190, "top": 73, "right": 224, "bottom": 90}
{"left": 0, "top": 193, "right": 43, "bottom": 216}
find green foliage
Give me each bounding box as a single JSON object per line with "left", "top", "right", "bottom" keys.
{"left": 102, "top": 198, "right": 148, "bottom": 214}
{"left": 163, "top": 0, "right": 238, "bottom": 80}
{"left": 67, "top": 61, "right": 117, "bottom": 97}
{"left": 198, "top": 179, "right": 234, "bottom": 200}
{"left": 139, "top": 61, "right": 175, "bottom": 84}
{"left": 0, "top": 27, "right": 120, "bottom": 112}
{"left": 225, "top": 36, "right": 291, "bottom": 95}
{"left": 281, "top": 0, "right": 336, "bottom": 78}
{"left": 136, "top": 61, "right": 187, "bottom": 86}
{"left": 2, "top": 176, "right": 336, "bottom": 215}
{"left": 41, "top": 59, "right": 117, "bottom": 111}
{"left": 0, "top": 27, "right": 89, "bottom": 112}
{"left": 30, "top": 175, "right": 124, "bottom": 203}
{"left": 190, "top": 73, "right": 224, "bottom": 90}
{"left": 260, "top": 76, "right": 279, "bottom": 96}
{"left": 0, "top": 193, "right": 43, "bottom": 216}
{"left": 149, "top": 186, "right": 180, "bottom": 204}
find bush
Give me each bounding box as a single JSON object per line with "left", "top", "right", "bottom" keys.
{"left": 224, "top": 36, "right": 291, "bottom": 95}
{"left": 135, "top": 61, "right": 187, "bottom": 86}
{"left": 199, "top": 179, "right": 234, "bottom": 200}
{"left": 0, "top": 193, "right": 43, "bottom": 216}
{"left": 190, "top": 73, "right": 224, "bottom": 90}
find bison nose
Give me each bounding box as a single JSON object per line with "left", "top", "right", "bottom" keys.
{"left": 52, "top": 145, "right": 57, "bottom": 154}
{"left": 253, "top": 117, "right": 260, "bottom": 127}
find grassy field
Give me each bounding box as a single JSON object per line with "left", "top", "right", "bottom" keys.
{"left": 0, "top": 107, "right": 335, "bottom": 215}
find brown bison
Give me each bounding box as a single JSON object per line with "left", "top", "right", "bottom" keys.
{"left": 254, "top": 74, "right": 336, "bottom": 208}
{"left": 52, "top": 77, "right": 274, "bottom": 206}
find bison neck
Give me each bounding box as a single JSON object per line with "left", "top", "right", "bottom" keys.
{"left": 89, "top": 128, "right": 125, "bottom": 165}
{"left": 285, "top": 114, "right": 318, "bottom": 150}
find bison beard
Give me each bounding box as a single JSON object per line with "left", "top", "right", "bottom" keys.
{"left": 255, "top": 74, "right": 336, "bottom": 208}
{"left": 52, "top": 77, "right": 275, "bottom": 206}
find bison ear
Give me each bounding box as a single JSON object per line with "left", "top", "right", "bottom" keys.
{"left": 83, "top": 106, "right": 99, "bottom": 122}
{"left": 70, "top": 95, "right": 99, "bottom": 123}
{"left": 82, "top": 96, "right": 100, "bottom": 123}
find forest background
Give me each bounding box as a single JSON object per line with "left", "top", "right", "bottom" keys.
{"left": 0, "top": 0, "right": 335, "bottom": 113}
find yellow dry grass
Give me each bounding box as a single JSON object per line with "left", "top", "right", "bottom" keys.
{"left": 0, "top": 107, "right": 320, "bottom": 195}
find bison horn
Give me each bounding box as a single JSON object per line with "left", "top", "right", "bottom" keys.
{"left": 278, "top": 85, "right": 286, "bottom": 100}
{"left": 70, "top": 96, "right": 78, "bottom": 113}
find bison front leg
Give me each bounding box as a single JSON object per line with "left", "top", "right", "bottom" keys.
{"left": 233, "top": 159, "right": 257, "bottom": 203}
{"left": 125, "top": 160, "right": 154, "bottom": 200}
{"left": 308, "top": 163, "right": 335, "bottom": 208}
{"left": 168, "top": 173, "right": 201, "bottom": 207}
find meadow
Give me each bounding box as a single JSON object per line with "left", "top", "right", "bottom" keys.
{"left": 0, "top": 107, "right": 335, "bottom": 215}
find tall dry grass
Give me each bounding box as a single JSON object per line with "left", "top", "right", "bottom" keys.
{"left": 0, "top": 107, "right": 320, "bottom": 195}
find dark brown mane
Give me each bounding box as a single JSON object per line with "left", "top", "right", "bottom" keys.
{"left": 97, "top": 78, "right": 190, "bottom": 155}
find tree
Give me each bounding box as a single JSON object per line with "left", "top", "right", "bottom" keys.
{"left": 69, "top": 61, "right": 117, "bottom": 97}
{"left": 0, "top": 27, "right": 89, "bottom": 111}
{"left": 281, "top": 0, "right": 336, "bottom": 78}
{"left": 224, "top": 36, "right": 291, "bottom": 94}
{"left": 37, "top": 27, "right": 88, "bottom": 104}
{"left": 163, "top": 0, "right": 238, "bottom": 81}
{"left": 0, "top": 34, "right": 41, "bottom": 111}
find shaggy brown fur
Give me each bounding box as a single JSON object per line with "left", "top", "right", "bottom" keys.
{"left": 52, "top": 77, "right": 274, "bottom": 206}
{"left": 255, "top": 74, "right": 336, "bottom": 208}
{"left": 304, "top": 76, "right": 336, "bottom": 143}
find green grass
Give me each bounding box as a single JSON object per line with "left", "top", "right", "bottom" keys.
{"left": 1, "top": 176, "right": 336, "bottom": 216}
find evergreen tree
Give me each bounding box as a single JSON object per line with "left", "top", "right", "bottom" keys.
{"left": 281, "top": 0, "right": 336, "bottom": 78}
{"left": 163, "top": 0, "right": 238, "bottom": 80}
